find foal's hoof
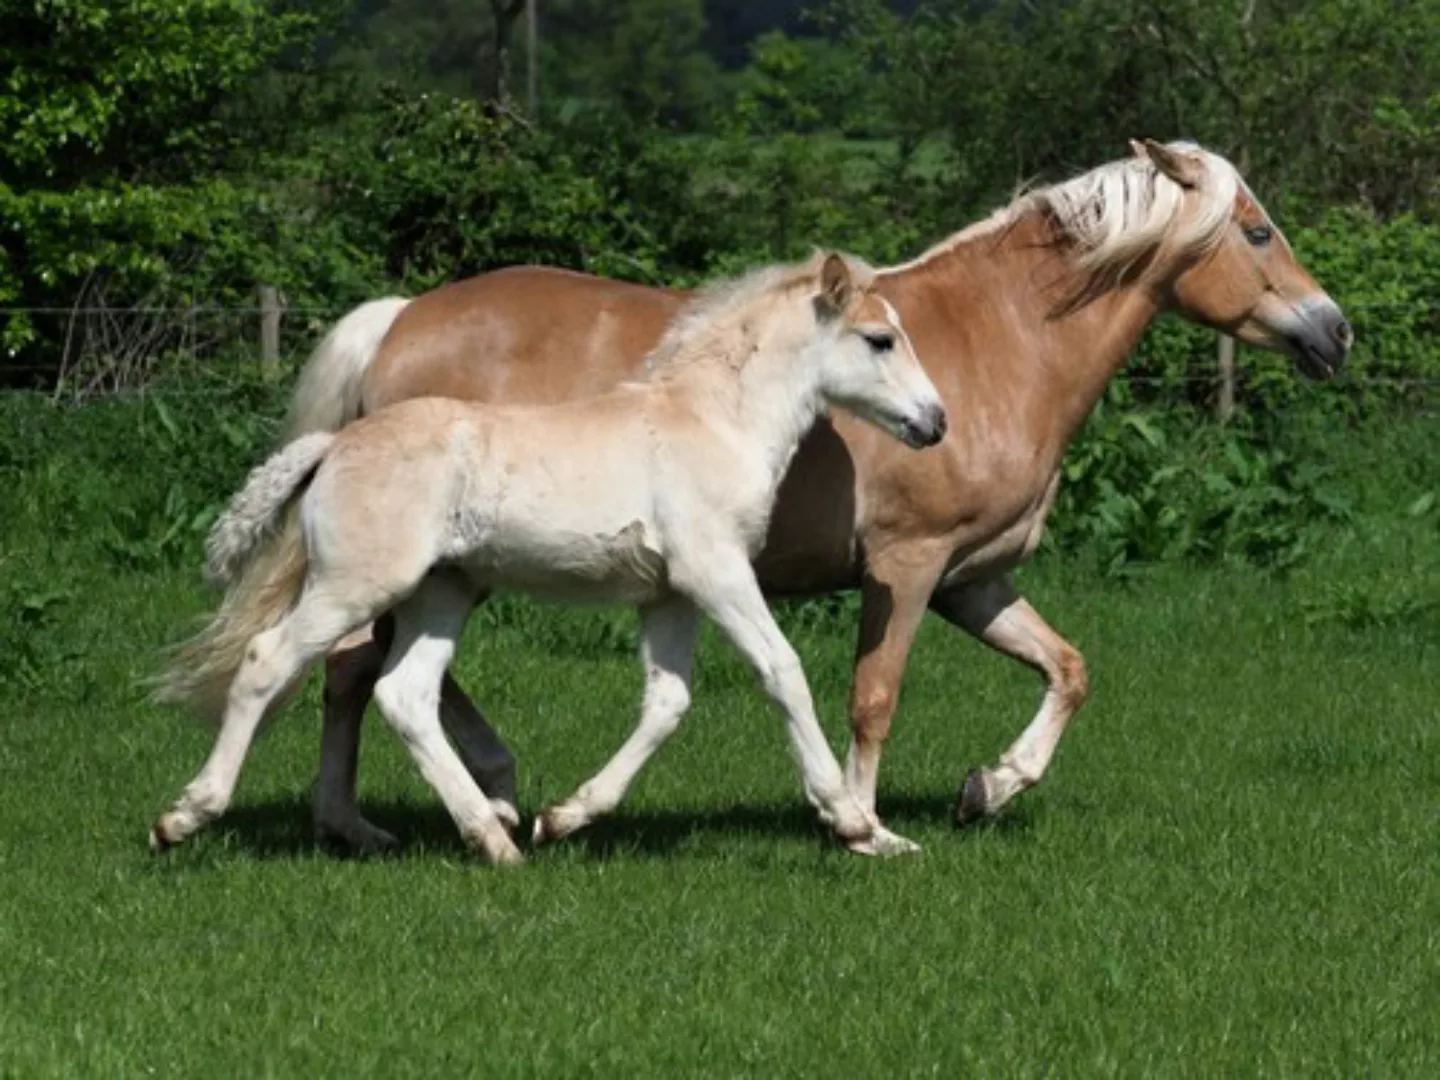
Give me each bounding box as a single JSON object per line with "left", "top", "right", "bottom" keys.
{"left": 148, "top": 821, "right": 177, "bottom": 854}
{"left": 491, "top": 799, "right": 521, "bottom": 833}
{"left": 954, "top": 769, "right": 992, "bottom": 827}
{"left": 149, "top": 811, "right": 192, "bottom": 853}
{"left": 531, "top": 803, "right": 585, "bottom": 847}
{"left": 846, "top": 825, "right": 921, "bottom": 858}
{"left": 491, "top": 838, "right": 526, "bottom": 867}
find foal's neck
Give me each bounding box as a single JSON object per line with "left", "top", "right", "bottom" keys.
{"left": 676, "top": 319, "right": 827, "bottom": 487}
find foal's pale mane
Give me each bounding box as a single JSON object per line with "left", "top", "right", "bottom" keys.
{"left": 643, "top": 251, "right": 876, "bottom": 374}
{"left": 883, "top": 140, "right": 1241, "bottom": 279}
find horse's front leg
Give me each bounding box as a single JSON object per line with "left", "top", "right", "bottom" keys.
{"left": 681, "top": 551, "right": 919, "bottom": 857}
{"left": 929, "top": 576, "right": 1090, "bottom": 824}
{"left": 843, "top": 547, "right": 949, "bottom": 817}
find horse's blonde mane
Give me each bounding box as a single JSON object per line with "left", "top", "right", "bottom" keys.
{"left": 644, "top": 251, "right": 876, "bottom": 373}
{"left": 883, "top": 141, "right": 1240, "bottom": 278}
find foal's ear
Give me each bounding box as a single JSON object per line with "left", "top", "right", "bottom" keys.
{"left": 1135, "top": 138, "right": 1206, "bottom": 190}
{"left": 817, "top": 253, "right": 852, "bottom": 319}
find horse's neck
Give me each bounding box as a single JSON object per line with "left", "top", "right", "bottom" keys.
{"left": 885, "top": 214, "right": 1161, "bottom": 448}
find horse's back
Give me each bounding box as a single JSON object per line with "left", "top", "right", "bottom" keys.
{"left": 362, "top": 266, "right": 686, "bottom": 413}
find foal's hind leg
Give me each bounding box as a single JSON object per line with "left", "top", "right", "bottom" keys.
{"left": 374, "top": 576, "right": 522, "bottom": 865}
{"left": 152, "top": 596, "right": 360, "bottom": 850}
{"left": 313, "top": 619, "right": 518, "bottom": 853}
{"left": 534, "top": 596, "right": 698, "bottom": 845}
{"left": 930, "top": 576, "right": 1089, "bottom": 825}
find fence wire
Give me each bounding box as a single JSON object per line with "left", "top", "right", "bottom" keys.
{"left": 2, "top": 301, "right": 1437, "bottom": 397}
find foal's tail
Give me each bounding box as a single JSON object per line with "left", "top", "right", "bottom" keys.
{"left": 283, "top": 297, "right": 409, "bottom": 440}
{"left": 153, "top": 434, "right": 333, "bottom": 726}
{"left": 204, "top": 432, "right": 334, "bottom": 588}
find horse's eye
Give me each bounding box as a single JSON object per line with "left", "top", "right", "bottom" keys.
{"left": 864, "top": 332, "right": 895, "bottom": 353}
{"left": 1244, "top": 223, "right": 1273, "bottom": 247}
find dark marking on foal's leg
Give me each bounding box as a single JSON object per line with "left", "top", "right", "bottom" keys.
{"left": 953, "top": 769, "right": 991, "bottom": 828}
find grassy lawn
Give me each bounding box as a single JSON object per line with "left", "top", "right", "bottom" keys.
{"left": 2, "top": 389, "right": 1436, "bottom": 1075}
{"left": 2, "top": 507, "right": 1436, "bottom": 1075}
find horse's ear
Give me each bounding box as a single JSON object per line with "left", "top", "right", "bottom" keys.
{"left": 817, "top": 253, "right": 852, "bottom": 319}
{"left": 1138, "top": 138, "right": 1205, "bottom": 189}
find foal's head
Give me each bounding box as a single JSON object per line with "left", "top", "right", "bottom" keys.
{"left": 807, "top": 253, "right": 947, "bottom": 448}
{"left": 1134, "top": 140, "right": 1352, "bottom": 379}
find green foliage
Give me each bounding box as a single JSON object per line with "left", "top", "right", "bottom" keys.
{"left": 0, "top": 0, "right": 313, "bottom": 187}
{"left": 542, "top": 0, "right": 719, "bottom": 125}
{"left": 0, "top": 375, "right": 284, "bottom": 576}
{"left": 1048, "top": 404, "right": 1353, "bottom": 575}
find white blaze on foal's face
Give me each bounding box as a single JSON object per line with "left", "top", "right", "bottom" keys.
{"left": 811, "top": 254, "right": 947, "bottom": 450}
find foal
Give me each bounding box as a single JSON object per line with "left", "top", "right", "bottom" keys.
{"left": 152, "top": 253, "right": 947, "bottom": 863}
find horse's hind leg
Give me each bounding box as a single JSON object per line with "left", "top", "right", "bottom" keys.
{"left": 373, "top": 575, "right": 522, "bottom": 865}
{"left": 313, "top": 623, "right": 402, "bottom": 854}
{"left": 534, "top": 595, "right": 698, "bottom": 845}
{"left": 929, "top": 576, "right": 1089, "bottom": 825}
{"left": 152, "top": 594, "right": 361, "bottom": 851}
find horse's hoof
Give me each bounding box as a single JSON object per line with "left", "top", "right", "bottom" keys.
{"left": 315, "top": 816, "right": 402, "bottom": 857}
{"left": 847, "top": 825, "right": 922, "bottom": 857}
{"left": 954, "top": 769, "right": 991, "bottom": 827}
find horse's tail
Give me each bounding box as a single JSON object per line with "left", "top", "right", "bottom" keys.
{"left": 283, "top": 297, "right": 409, "bottom": 440}
{"left": 204, "top": 431, "right": 334, "bottom": 588}
{"left": 153, "top": 437, "right": 333, "bottom": 726}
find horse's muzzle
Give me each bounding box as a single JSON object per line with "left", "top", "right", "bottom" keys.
{"left": 1286, "top": 299, "right": 1352, "bottom": 380}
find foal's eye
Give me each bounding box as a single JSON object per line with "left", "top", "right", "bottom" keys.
{"left": 863, "top": 332, "right": 895, "bottom": 353}
{"left": 1244, "top": 223, "right": 1273, "bottom": 247}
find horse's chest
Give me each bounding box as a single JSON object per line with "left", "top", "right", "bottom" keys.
{"left": 940, "top": 470, "right": 1062, "bottom": 585}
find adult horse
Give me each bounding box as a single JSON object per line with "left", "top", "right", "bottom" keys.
{"left": 291, "top": 139, "right": 1351, "bottom": 853}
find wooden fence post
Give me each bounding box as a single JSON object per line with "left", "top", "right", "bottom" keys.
{"left": 1217, "top": 333, "right": 1236, "bottom": 423}
{"left": 258, "top": 285, "right": 282, "bottom": 370}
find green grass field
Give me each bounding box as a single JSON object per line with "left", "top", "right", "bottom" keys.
{"left": 2, "top": 402, "right": 1437, "bottom": 1076}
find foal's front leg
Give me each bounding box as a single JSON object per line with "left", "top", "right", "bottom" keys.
{"left": 533, "top": 596, "right": 699, "bottom": 844}
{"left": 929, "top": 576, "right": 1090, "bottom": 824}
{"left": 680, "top": 552, "right": 919, "bottom": 857}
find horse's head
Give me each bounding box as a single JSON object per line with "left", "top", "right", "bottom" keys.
{"left": 812, "top": 253, "right": 947, "bottom": 448}
{"left": 1138, "top": 139, "right": 1352, "bottom": 379}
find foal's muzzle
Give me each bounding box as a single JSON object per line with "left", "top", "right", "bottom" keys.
{"left": 1284, "top": 299, "right": 1352, "bottom": 380}
{"left": 900, "top": 404, "right": 948, "bottom": 449}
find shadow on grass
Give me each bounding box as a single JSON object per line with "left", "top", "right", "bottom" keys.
{"left": 199, "top": 788, "right": 1032, "bottom": 863}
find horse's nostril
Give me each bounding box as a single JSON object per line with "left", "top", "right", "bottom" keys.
{"left": 1333, "top": 318, "right": 1353, "bottom": 349}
